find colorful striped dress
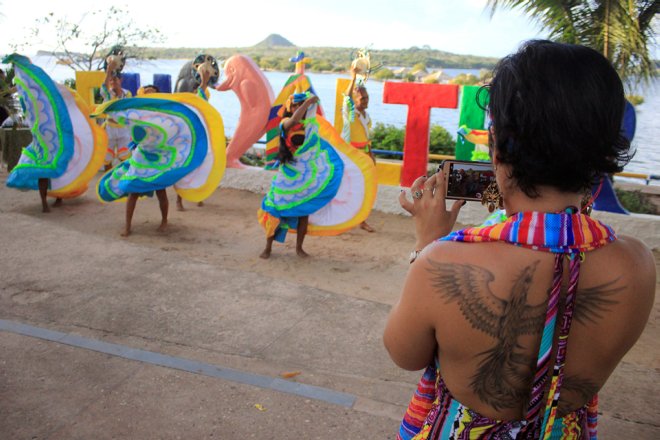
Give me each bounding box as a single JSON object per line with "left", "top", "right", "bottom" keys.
{"left": 94, "top": 94, "right": 226, "bottom": 204}
{"left": 398, "top": 210, "right": 614, "bottom": 440}
{"left": 258, "top": 116, "right": 344, "bottom": 242}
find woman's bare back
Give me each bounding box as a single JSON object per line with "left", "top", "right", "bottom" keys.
{"left": 420, "top": 236, "right": 656, "bottom": 421}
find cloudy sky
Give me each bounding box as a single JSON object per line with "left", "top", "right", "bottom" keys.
{"left": 0, "top": 0, "right": 552, "bottom": 58}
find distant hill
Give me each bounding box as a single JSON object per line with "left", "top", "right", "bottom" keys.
{"left": 132, "top": 42, "right": 501, "bottom": 72}
{"left": 254, "top": 34, "right": 295, "bottom": 48}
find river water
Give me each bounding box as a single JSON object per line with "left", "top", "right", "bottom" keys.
{"left": 18, "top": 55, "right": 660, "bottom": 179}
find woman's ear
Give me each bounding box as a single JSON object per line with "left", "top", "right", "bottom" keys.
{"left": 491, "top": 150, "right": 500, "bottom": 167}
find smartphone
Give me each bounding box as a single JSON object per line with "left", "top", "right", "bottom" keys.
{"left": 438, "top": 160, "right": 495, "bottom": 201}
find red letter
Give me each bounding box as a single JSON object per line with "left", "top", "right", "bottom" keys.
{"left": 383, "top": 82, "right": 459, "bottom": 187}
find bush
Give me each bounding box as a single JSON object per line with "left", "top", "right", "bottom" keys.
{"left": 429, "top": 125, "right": 455, "bottom": 155}
{"left": 240, "top": 154, "right": 265, "bottom": 168}
{"left": 372, "top": 68, "right": 394, "bottom": 80}
{"left": 258, "top": 57, "right": 279, "bottom": 70}
{"left": 614, "top": 188, "right": 657, "bottom": 214}
{"left": 371, "top": 123, "right": 455, "bottom": 159}
{"left": 450, "top": 73, "right": 479, "bottom": 85}
{"left": 411, "top": 62, "right": 427, "bottom": 73}
{"left": 479, "top": 69, "right": 493, "bottom": 83}
{"left": 371, "top": 123, "right": 405, "bottom": 158}
{"left": 309, "top": 60, "right": 333, "bottom": 72}
{"left": 259, "top": 57, "right": 294, "bottom": 72}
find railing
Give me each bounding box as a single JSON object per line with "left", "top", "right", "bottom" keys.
{"left": 247, "top": 145, "right": 657, "bottom": 184}
{"left": 369, "top": 149, "right": 659, "bottom": 184}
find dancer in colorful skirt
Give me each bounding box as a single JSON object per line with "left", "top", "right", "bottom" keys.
{"left": 259, "top": 54, "right": 378, "bottom": 257}
{"left": 95, "top": 90, "right": 226, "bottom": 237}
{"left": 386, "top": 40, "right": 655, "bottom": 439}
{"left": 176, "top": 56, "right": 214, "bottom": 212}
{"left": 3, "top": 54, "right": 105, "bottom": 212}
{"left": 101, "top": 57, "right": 132, "bottom": 171}
{"left": 258, "top": 93, "right": 332, "bottom": 258}
{"left": 342, "top": 65, "right": 376, "bottom": 232}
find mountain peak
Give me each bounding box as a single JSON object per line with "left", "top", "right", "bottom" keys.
{"left": 254, "top": 34, "right": 295, "bottom": 48}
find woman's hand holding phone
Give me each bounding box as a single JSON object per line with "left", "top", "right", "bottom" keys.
{"left": 399, "top": 170, "right": 465, "bottom": 252}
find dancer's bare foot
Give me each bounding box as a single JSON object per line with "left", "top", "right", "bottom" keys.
{"left": 38, "top": 178, "right": 50, "bottom": 213}
{"left": 197, "top": 201, "right": 204, "bottom": 207}
{"left": 52, "top": 198, "right": 63, "bottom": 207}
{"left": 259, "top": 249, "right": 271, "bottom": 259}
{"left": 157, "top": 221, "right": 168, "bottom": 233}
{"left": 360, "top": 221, "right": 375, "bottom": 233}
{"left": 120, "top": 228, "right": 131, "bottom": 237}
{"left": 296, "top": 248, "right": 310, "bottom": 258}
{"left": 175, "top": 194, "right": 186, "bottom": 211}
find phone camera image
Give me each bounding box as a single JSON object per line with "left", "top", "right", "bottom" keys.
{"left": 446, "top": 162, "right": 495, "bottom": 201}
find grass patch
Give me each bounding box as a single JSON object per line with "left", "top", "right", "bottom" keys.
{"left": 614, "top": 188, "right": 657, "bottom": 215}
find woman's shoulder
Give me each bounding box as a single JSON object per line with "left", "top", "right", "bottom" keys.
{"left": 597, "top": 234, "right": 655, "bottom": 275}
{"left": 279, "top": 117, "right": 292, "bottom": 132}
{"left": 422, "top": 239, "right": 514, "bottom": 264}
{"left": 593, "top": 235, "right": 656, "bottom": 291}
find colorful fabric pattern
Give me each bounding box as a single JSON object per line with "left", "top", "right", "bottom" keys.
{"left": 196, "top": 87, "right": 210, "bottom": 101}
{"left": 398, "top": 211, "right": 613, "bottom": 440}
{"left": 441, "top": 211, "right": 616, "bottom": 254}
{"left": 258, "top": 107, "right": 378, "bottom": 239}
{"left": 342, "top": 94, "right": 356, "bottom": 125}
{"left": 283, "top": 120, "right": 305, "bottom": 152}
{"left": 457, "top": 125, "right": 490, "bottom": 161}
{"left": 341, "top": 94, "right": 373, "bottom": 153}
{"left": 457, "top": 125, "right": 488, "bottom": 146}
{"left": 264, "top": 73, "right": 323, "bottom": 169}
{"left": 94, "top": 93, "right": 226, "bottom": 203}
{"left": 481, "top": 209, "right": 508, "bottom": 227}
{"left": 307, "top": 115, "right": 378, "bottom": 236}
{"left": 259, "top": 114, "right": 343, "bottom": 242}
{"left": 49, "top": 85, "right": 107, "bottom": 198}
{"left": 4, "top": 53, "right": 106, "bottom": 198}
{"left": 100, "top": 83, "right": 132, "bottom": 102}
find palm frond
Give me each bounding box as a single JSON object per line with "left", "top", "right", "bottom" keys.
{"left": 486, "top": 0, "right": 657, "bottom": 86}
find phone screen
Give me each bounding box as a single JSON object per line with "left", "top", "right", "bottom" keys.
{"left": 443, "top": 161, "right": 495, "bottom": 201}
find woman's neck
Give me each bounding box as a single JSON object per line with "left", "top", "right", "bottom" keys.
{"left": 503, "top": 186, "right": 583, "bottom": 216}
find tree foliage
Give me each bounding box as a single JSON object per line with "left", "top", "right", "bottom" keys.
{"left": 136, "top": 45, "right": 499, "bottom": 71}
{"left": 0, "top": 67, "right": 19, "bottom": 119}
{"left": 411, "top": 62, "right": 428, "bottom": 73}
{"left": 449, "top": 73, "right": 480, "bottom": 85}
{"left": 372, "top": 68, "right": 395, "bottom": 80}
{"left": 19, "top": 6, "right": 164, "bottom": 71}
{"left": 486, "top": 0, "right": 658, "bottom": 86}
{"left": 371, "top": 123, "right": 455, "bottom": 158}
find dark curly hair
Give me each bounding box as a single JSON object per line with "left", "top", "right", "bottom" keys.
{"left": 482, "top": 40, "right": 632, "bottom": 197}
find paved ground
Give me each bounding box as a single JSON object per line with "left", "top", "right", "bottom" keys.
{"left": 0, "top": 169, "right": 658, "bottom": 439}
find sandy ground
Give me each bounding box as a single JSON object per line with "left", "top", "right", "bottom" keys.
{"left": 15, "top": 179, "right": 414, "bottom": 307}
{"left": 0, "top": 168, "right": 658, "bottom": 438}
